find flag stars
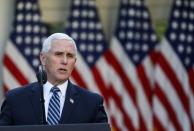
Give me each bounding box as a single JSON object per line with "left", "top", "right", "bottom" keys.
{"left": 89, "top": 22, "right": 95, "bottom": 29}
{"left": 178, "top": 44, "right": 184, "bottom": 53}
{"left": 133, "top": 54, "right": 140, "bottom": 62}
{"left": 170, "top": 33, "right": 176, "bottom": 41}
{"left": 25, "top": 2, "right": 32, "bottom": 10}
{"left": 134, "top": 43, "right": 140, "bottom": 51}
{"left": 143, "top": 11, "right": 149, "bottom": 19}
{"left": 71, "top": 32, "right": 78, "bottom": 40}
{"left": 120, "top": 20, "right": 126, "bottom": 28}
{"left": 190, "top": 13, "right": 194, "bottom": 20}
{"left": 180, "top": 22, "right": 186, "bottom": 30}
{"left": 121, "top": 9, "right": 127, "bottom": 16}
{"left": 81, "top": 10, "right": 88, "bottom": 17}
{"left": 88, "top": 33, "right": 95, "bottom": 40}
{"left": 96, "top": 33, "right": 103, "bottom": 41}
{"left": 16, "top": 36, "right": 23, "bottom": 44}
{"left": 127, "top": 31, "right": 133, "bottom": 39}
{"left": 17, "top": 2, "right": 24, "bottom": 10}
{"left": 187, "top": 35, "right": 192, "bottom": 43}
{"left": 16, "top": 25, "right": 23, "bottom": 33}
{"left": 182, "top": 11, "right": 188, "bottom": 19}
{"left": 32, "top": 59, "right": 39, "bottom": 67}
{"left": 79, "top": 43, "right": 87, "bottom": 51}
{"left": 179, "top": 33, "right": 186, "bottom": 42}
{"left": 174, "top": 10, "right": 180, "bottom": 18}
{"left": 81, "top": 33, "right": 87, "bottom": 40}
{"left": 191, "top": 1, "right": 194, "bottom": 8}
{"left": 176, "top": 0, "right": 182, "bottom": 7}
{"left": 24, "top": 48, "right": 31, "bottom": 56}
{"left": 33, "top": 14, "right": 40, "bottom": 22}
{"left": 119, "top": 31, "right": 125, "bottom": 39}
{"left": 188, "top": 23, "right": 194, "bottom": 31}
{"left": 96, "top": 23, "right": 102, "bottom": 30}
{"left": 126, "top": 42, "right": 132, "bottom": 51}
{"left": 142, "top": 44, "right": 149, "bottom": 52}
{"left": 128, "top": 20, "right": 134, "bottom": 28}
{"left": 25, "top": 25, "right": 32, "bottom": 33}
{"left": 96, "top": 44, "right": 103, "bottom": 52}
{"left": 87, "top": 55, "right": 94, "bottom": 63}
{"left": 72, "top": 21, "right": 79, "bottom": 29}
{"left": 151, "top": 34, "right": 157, "bottom": 42}
{"left": 172, "top": 21, "right": 178, "bottom": 29}
{"left": 88, "top": 0, "right": 95, "bottom": 6}
{"left": 89, "top": 11, "right": 95, "bottom": 18}
{"left": 128, "top": 8, "right": 135, "bottom": 16}
{"left": 33, "top": 37, "right": 40, "bottom": 44}
{"left": 73, "top": 10, "right": 80, "bottom": 17}
{"left": 33, "top": 48, "right": 40, "bottom": 55}
{"left": 184, "top": 57, "right": 190, "bottom": 66}
{"left": 26, "top": 13, "right": 32, "bottom": 21}
{"left": 33, "top": 25, "right": 40, "bottom": 33}
{"left": 81, "top": 21, "right": 87, "bottom": 29}
{"left": 17, "top": 14, "right": 24, "bottom": 21}
{"left": 186, "top": 46, "right": 192, "bottom": 54}
{"left": 25, "top": 36, "right": 31, "bottom": 44}
{"left": 74, "top": 0, "right": 80, "bottom": 6}
{"left": 88, "top": 44, "right": 94, "bottom": 52}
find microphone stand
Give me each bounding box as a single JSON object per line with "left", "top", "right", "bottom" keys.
{"left": 37, "top": 65, "right": 47, "bottom": 125}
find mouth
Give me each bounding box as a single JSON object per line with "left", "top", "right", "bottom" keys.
{"left": 58, "top": 68, "right": 67, "bottom": 73}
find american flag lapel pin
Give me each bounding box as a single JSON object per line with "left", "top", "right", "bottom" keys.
{"left": 70, "top": 98, "right": 74, "bottom": 104}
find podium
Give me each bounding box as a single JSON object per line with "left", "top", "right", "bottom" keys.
{"left": 0, "top": 123, "right": 111, "bottom": 131}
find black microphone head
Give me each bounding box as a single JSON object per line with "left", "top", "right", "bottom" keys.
{"left": 36, "top": 65, "right": 47, "bottom": 84}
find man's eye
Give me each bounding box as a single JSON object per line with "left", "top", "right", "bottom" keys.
{"left": 55, "top": 52, "right": 63, "bottom": 56}
{"left": 67, "top": 54, "right": 74, "bottom": 58}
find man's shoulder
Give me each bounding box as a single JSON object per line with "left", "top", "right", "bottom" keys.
{"left": 5, "top": 82, "right": 39, "bottom": 98}
{"left": 71, "top": 82, "right": 103, "bottom": 101}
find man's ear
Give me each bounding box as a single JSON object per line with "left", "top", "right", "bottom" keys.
{"left": 40, "top": 52, "right": 46, "bottom": 66}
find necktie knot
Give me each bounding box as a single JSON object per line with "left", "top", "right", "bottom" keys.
{"left": 51, "top": 87, "right": 60, "bottom": 94}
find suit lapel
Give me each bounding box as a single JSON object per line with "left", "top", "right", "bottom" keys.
{"left": 28, "top": 83, "right": 42, "bottom": 124}
{"left": 60, "top": 81, "right": 80, "bottom": 123}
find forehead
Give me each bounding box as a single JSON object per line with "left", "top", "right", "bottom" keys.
{"left": 50, "top": 39, "right": 76, "bottom": 52}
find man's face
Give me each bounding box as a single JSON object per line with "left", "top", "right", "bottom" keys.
{"left": 40, "top": 39, "right": 77, "bottom": 85}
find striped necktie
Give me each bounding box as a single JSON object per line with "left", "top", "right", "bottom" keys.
{"left": 47, "top": 87, "right": 60, "bottom": 125}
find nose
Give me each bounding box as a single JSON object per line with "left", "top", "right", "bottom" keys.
{"left": 62, "top": 55, "right": 67, "bottom": 64}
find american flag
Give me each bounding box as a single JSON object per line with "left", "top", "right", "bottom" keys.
{"left": 104, "top": 0, "right": 158, "bottom": 130}
{"left": 64, "top": 0, "right": 110, "bottom": 117}
{"left": 153, "top": 0, "right": 194, "bottom": 131}
{"left": 3, "top": 0, "right": 49, "bottom": 92}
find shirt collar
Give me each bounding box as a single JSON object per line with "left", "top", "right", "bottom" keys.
{"left": 43, "top": 81, "right": 68, "bottom": 97}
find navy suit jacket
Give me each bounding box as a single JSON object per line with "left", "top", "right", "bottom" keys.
{"left": 0, "top": 81, "right": 108, "bottom": 125}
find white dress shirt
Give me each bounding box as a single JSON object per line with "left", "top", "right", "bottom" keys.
{"left": 43, "top": 81, "right": 68, "bottom": 120}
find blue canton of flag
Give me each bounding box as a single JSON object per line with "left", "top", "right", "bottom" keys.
{"left": 3, "top": 0, "right": 49, "bottom": 92}
{"left": 65, "top": 0, "right": 108, "bottom": 67}
{"left": 166, "top": 0, "right": 194, "bottom": 70}
{"left": 116, "top": 0, "right": 158, "bottom": 66}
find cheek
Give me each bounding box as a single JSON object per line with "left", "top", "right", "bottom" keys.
{"left": 68, "top": 61, "right": 76, "bottom": 70}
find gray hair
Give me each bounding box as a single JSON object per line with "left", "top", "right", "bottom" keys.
{"left": 41, "top": 33, "right": 77, "bottom": 56}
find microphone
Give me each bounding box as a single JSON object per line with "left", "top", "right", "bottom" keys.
{"left": 36, "top": 65, "right": 47, "bottom": 84}
{"left": 36, "top": 65, "right": 47, "bottom": 125}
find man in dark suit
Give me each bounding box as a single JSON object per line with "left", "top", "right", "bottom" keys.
{"left": 0, "top": 33, "right": 108, "bottom": 125}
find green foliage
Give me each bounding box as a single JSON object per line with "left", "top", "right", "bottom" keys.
{"left": 155, "top": 20, "right": 168, "bottom": 40}
{"left": 49, "top": 22, "right": 65, "bottom": 33}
